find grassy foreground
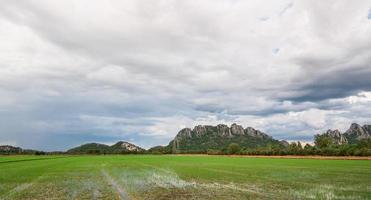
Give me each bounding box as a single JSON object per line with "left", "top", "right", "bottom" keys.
{"left": 0, "top": 155, "right": 370, "bottom": 200}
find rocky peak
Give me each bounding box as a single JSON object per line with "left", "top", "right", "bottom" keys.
{"left": 316, "top": 123, "right": 371, "bottom": 145}
{"left": 230, "top": 123, "right": 244, "bottom": 135}
{"left": 177, "top": 128, "right": 192, "bottom": 138}
{"left": 175, "top": 123, "right": 270, "bottom": 139}
{"left": 363, "top": 125, "right": 371, "bottom": 133}
{"left": 245, "top": 127, "right": 270, "bottom": 138}
{"left": 344, "top": 123, "right": 370, "bottom": 139}
{"left": 244, "top": 127, "right": 256, "bottom": 135}
{"left": 193, "top": 125, "right": 206, "bottom": 136}
{"left": 350, "top": 123, "right": 362, "bottom": 129}
{"left": 216, "top": 124, "right": 231, "bottom": 136}
{"left": 325, "top": 129, "right": 342, "bottom": 137}
{"left": 113, "top": 141, "right": 143, "bottom": 152}
{"left": 324, "top": 129, "right": 347, "bottom": 144}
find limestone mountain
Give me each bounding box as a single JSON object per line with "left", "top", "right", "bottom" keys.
{"left": 321, "top": 129, "right": 348, "bottom": 145}
{"left": 344, "top": 123, "right": 371, "bottom": 144}
{"left": 0, "top": 145, "right": 42, "bottom": 155}
{"left": 0, "top": 145, "right": 23, "bottom": 154}
{"left": 167, "top": 123, "right": 284, "bottom": 153}
{"left": 318, "top": 123, "right": 370, "bottom": 145}
{"left": 67, "top": 141, "right": 144, "bottom": 154}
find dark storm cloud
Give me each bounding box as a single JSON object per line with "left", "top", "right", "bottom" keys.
{"left": 287, "top": 65, "right": 371, "bottom": 102}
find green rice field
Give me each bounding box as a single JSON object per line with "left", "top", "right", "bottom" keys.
{"left": 0, "top": 155, "right": 370, "bottom": 200}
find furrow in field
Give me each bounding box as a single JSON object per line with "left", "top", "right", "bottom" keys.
{"left": 101, "top": 169, "right": 131, "bottom": 200}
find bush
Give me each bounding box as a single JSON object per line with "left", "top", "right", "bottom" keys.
{"left": 227, "top": 143, "right": 241, "bottom": 155}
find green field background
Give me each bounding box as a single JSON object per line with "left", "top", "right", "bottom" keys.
{"left": 0, "top": 155, "right": 370, "bottom": 199}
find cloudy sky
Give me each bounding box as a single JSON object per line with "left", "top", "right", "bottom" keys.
{"left": 0, "top": 0, "right": 371, "bottom": 151}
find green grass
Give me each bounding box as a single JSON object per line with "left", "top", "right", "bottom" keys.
{"left": 0, "top": 155, "right": 370, "bottom": 199}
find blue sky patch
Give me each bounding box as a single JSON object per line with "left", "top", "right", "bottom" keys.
{"left": 272, "top": 48, "right": 280, "bottom": 54}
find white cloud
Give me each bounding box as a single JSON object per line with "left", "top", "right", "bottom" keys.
{"left": 346, "top": 91, "right": 371, "bottom": 104}
{"left": 0, "top": 1, "right": 370, "bottom": 150}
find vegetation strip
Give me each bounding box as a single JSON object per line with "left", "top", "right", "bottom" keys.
{"left": 174, "top": 154, "right": 371, "bottom": 160}
{"left": 101, "top": 169, "right": 130, "bottom": 200}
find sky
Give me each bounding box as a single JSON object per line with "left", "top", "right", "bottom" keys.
{"left": 0, "top": 0, "right": 371, "bottom": 151}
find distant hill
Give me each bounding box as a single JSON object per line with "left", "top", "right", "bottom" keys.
{"left": 0, "top": 145, "right": 44, "bottom": 155}
{"left": 0, "top": 145, "right": 23, "bottom": 154}
{"left": 67, "top": 141, "right": 145, "bottom": 154}
{"left": 318, "top": 123, "right": 371, "bottom": 145}
{"left": 163, "top": 123, "right": 285, "bottom": 153}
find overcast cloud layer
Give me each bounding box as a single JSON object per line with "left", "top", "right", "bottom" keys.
{"left": 0, "top": 0, "right": 371, "bottom": 150}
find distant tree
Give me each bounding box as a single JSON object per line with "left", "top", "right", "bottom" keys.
{"left": 303, "top": 144, "right": 314, "bottom": 155}
{"left": 288, "top": 142, "right": 298, "bottom": 155}
{"left": 227, "top": 143, "right": 241, "bottom": 155}
{"left": 358, "top": 138, "right": 371, "bottom": 149}
{"left": 314, "top": 134, "right": 333, "bottom": 148}
{"left": 34, "top": 151, "right": 46, "bottom": 155}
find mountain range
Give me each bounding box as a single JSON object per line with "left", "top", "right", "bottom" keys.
{"left": 151, "top": 122, "right": 370, "bottom": 154}
{"left": 319, "top": 123, "right": 371, "bottom": 145}
{"left": 1, "top": 123, "right": 370, "bottom": 155}
{"left": 166, "top": 123, "right": 285, "bottom": 153}
{"left": 0, "top": 145, "right": 45, "bottom": 155}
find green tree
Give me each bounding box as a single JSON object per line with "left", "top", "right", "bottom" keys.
{"left": 227, "top": 143, "right": 241, "bottom": 154}
{"left": 358, "top": 138, "right": 371, "bottom": 149}
{"left": 288, "top": 142, "right": 301, "bottom": 155}
{"left": 314, "top": 134, "right": 333, "bottom": 148}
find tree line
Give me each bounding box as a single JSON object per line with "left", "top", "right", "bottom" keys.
{"left": 148, "top": 137, "right": 371, "bottom": 156}
{"left": 203, "top": 137, "right": 371, "bottom": 156}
